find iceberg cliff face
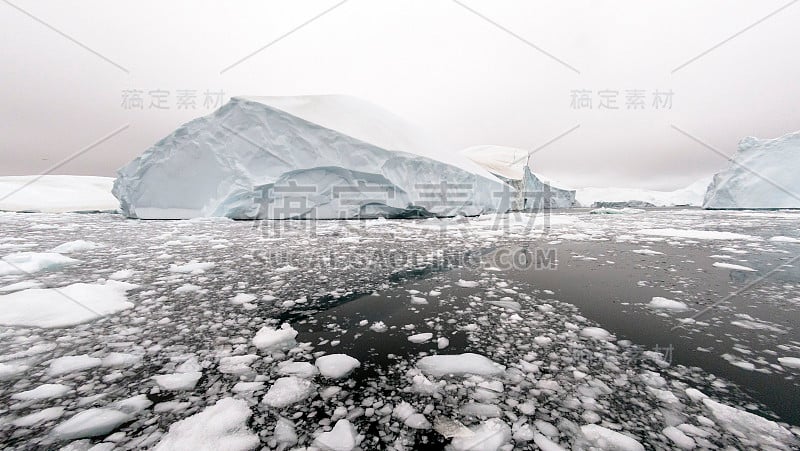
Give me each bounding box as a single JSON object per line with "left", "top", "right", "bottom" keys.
{"left": 113, "top": 96, "right": 509, "bottom": 219}
{"left": 703, "top": 131, "right": 800, "bottom": 209}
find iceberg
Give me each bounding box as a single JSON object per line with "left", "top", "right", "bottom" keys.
{"left": 462, "top": 145, "right": 577, "bottom": 208}
{"left": 576, "top": 176, "right": 712, "bottom": 207}
{"left": 113, "top": 95, "right": 510, "bottom": 219}
{"left": 704, "top": 130, "right": 800, "bottom": 209}
{"left": 0, "top": 175, "right": 117, "bottom": 213}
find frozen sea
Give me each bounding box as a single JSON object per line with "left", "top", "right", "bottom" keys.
{"left": 0, "top": 209, "right": 798, "bottom": 450}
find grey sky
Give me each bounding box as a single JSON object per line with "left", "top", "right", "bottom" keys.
{"left": 1, "top": 0, "right": 798, "bottom": 190}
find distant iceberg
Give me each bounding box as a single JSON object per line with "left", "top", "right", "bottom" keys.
{"left": 113, "top": 96, "right": 512, "bottom": 219}
{"left": 704, "top": 130, "right": 800, "bottom": 209}
{"left": 462, "top": 145, "right": 577, "bottom": 209}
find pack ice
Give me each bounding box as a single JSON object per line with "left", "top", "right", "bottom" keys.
{"left": 113, "top": 95, "right": 510, "bottom": 219}
{"left": 704, "top": 130, "right": 800, "bottom": 209}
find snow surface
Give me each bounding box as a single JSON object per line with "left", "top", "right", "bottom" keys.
{"left": 0, "top": 175, "right": 117, "bottom": 213}
{"left": 704, "top": 130, "right": 800, "bottom": 208}
{"left": 0, "top": 280, "right": 137, "bottom": 328}
{"left": 113, "top": 96, "right": 508, "bottom": 219}
{"left": 154, "top": 398, "right": 259, "bottom": 451}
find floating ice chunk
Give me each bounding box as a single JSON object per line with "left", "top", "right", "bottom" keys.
{"left": 634, "top": 229, "right": 759, "bottom": 241}
{"left": 169, "top": 261, "right": 215, "bottom": 274}
{"left": 262, "top": 376, "right": 314, "bottom": 408}
{"left": 315, "top": 354, "right": 360, "bottom": 379}
{"left": 662, "top": 426, "right": 696, "bottom": 450}
{"left": 459, "top": 402, "right": 502, "bottom": 418}
{"left": 109, "top": 269, "right": 134, "bottom": 280}
{"left": 712, "top": 262, "right": 757, "bottom": 272}
{"left": 277, "top": 361, "right": 318, "bottom": 378}
{"left": 450, "top": 418, "right": 511, "bottom": 451}
{"left": 533, "top": 433, "right": 567, "bottom": 451}
{"left": 590, "top": 207, "right": 645, "bottom": 215}
{"left": 437, "top": 337, "right": 450, "bottom": 349}
{"left": 410, "top": 296, "right": 428, "bottom": 305}
{"left": 101, "top": 352, "right": 142, "bottom": 368}
{"left": 252, "top": 323, "right": 298, "bottom": 351}
{"left": 12, "top": 406, "right": 65, "bottom": 427}
{"left": 404, "top": 413, "right": 432, "bottom": 429}
{"left": 154, "top": 398, "right": 259, "bottom": 451}
{"left": 647, "top": 297, "right": 688, "bottom": 311}
{"left": 274, "top": 416, "right": 298, "bottom": 447}
{"left": 0, "top": 280, "right": 43, "bottom": 292}
{"left": 684, "top": 388, "right": 708, "bottom": 402}
{"left": 47, "top": 355, "right": 102, "bottom": 377}
{"left": 487, "top": 299, "right": 521, "bottom": 311}
{"left": 533, "top": 336, "right": 553, "bottom": 346}
{"left": 218, "top": 355, "right": 258, "bottom": 375}
{"left": 632, "top": 249, "right": 664, "bottom": 255}
{"left": 51, "top": 240, "right": 100, "bottom": 253}
{"left": 0, "top": 252, "right": 80, "bottom": 276}
{"left": 770, "top": 236, "right": 800, "bottom": 243}
{"left": 417, "top": 353, "right": 505, "bottom": 377}
{"left": 0, "top": 361, "right": 29, "bottom": 380}
{"left": 702, "top": 398, "right": 797, "bottom": 449}
{"left": 152, "top": 372, "right": 202, "bottom": 391}
{"left": 409, "top": 374, "right": 443, "bottom": 395}
{"left": 230, "top": 293, "right": 257, "bottom": 305}
{"left": 433, "top": 416, "right": 473, "bottom": 439}
{"left": 0, "top": 280, "right": 137, "bottom": 328}
{"left": 456, "top": 279, "right": 480, "bottom": 288}
{"left": 580, "top": 424, "right": 644, "bottom": 451}
{"left": 232, "top": 381, "right": 265, "bottom": 393}
{"left": 408, "top": 333, "right": 433, "bottom": 344}
{"left": 111, "top": 394, "right": 153, "bottom": 415}
{"left": 12, "top": 383, "right": 70, "bottom": 400}
{"left": 369, "top": 321, "right": 388, "bottom": 333}
{"left": 778, "top": 357, "right": 800, "bottom": 369}
{"left": 51, "top": 408, "right": 133, "bottom": 440}
{"left": 579, "top": 327, "right": 613, "bottom": 341}
{"left": 313, "top": 418, "right": 358, "bottom": 451}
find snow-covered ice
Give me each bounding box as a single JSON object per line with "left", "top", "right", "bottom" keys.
{"left": 0, "top": 280, "right": 136, "bottom": 328}
{"left": 647, "top": 297, "right": 689, "bottom": 311}
{"left": 416, "top": 353, "right": 505, "bottom": 377}
{"left": 262, "top": 376, "right": 315, "bottom": 408}
{"left": 252, "top": 323, "right": 298, "bottom": 351}
{"left": 154, "top": 398, "right": 259, "bottom": 451}
{"left": 51, "top": 408, "right": 133, "bottom": 440}
{"left": 0, "top": 252, "right": 79, "bottom": 276}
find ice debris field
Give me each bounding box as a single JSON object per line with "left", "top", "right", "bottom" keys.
{"left": 0, "top": 209, "right": 799, "bottom": 450}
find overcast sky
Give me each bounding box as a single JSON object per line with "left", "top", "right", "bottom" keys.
{"left": 2, "top": 0, "right": 798, "bottom": 189}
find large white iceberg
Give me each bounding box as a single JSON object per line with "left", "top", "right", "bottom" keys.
{"left": 704, "top": 130, "right": 800, "bottom": 209}
{"left": 113, "top": 95, "right": 511, "bottom": 219}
